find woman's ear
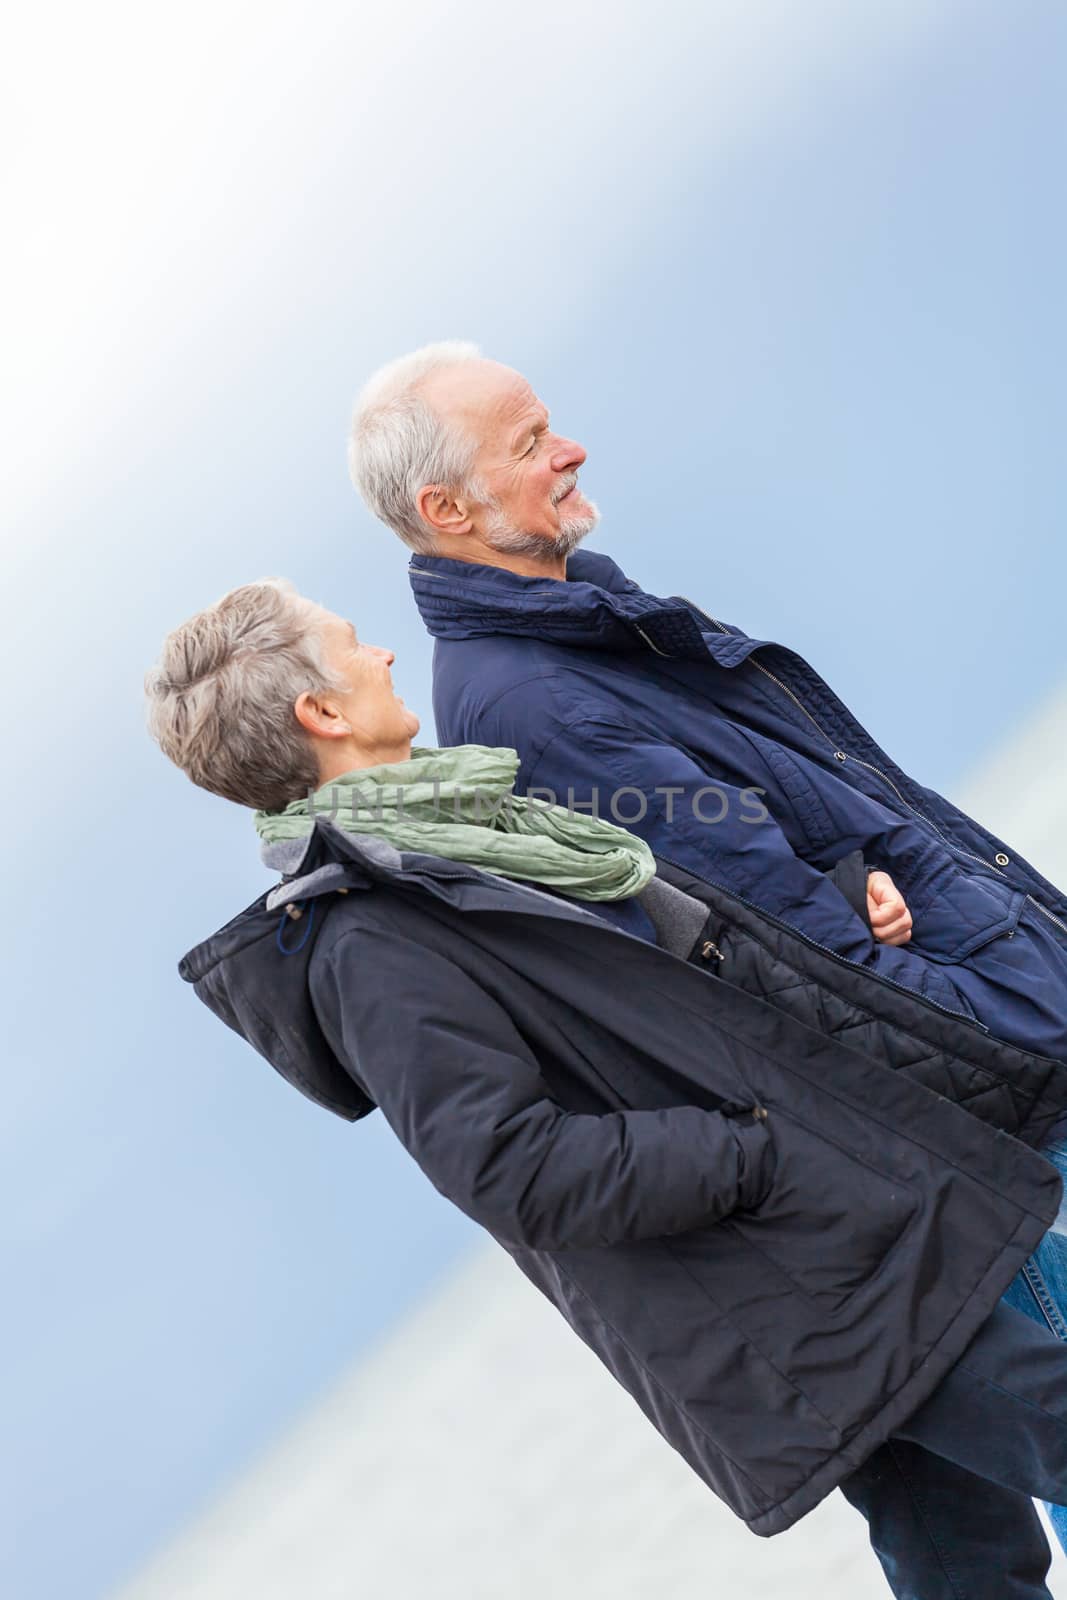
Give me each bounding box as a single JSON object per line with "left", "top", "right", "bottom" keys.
{"left": 294, "top": 691, "right": 351, "bottom": 739}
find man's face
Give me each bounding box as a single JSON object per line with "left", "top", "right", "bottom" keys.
{"left": 422, "top": 360, "right": 600, "bottom": 559}
{"left": 311, "top": 607, "right": 421, "bottom": 750}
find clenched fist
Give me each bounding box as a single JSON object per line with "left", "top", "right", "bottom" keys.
{"left": 867, "top": 870, "right": 913, "bottom": 946}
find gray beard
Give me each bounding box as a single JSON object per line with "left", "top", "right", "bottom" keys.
{"left": 481, "top": 499, "right": 601, "bottom": 562}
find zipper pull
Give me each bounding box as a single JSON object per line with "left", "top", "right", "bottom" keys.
{"left": 700, "top": 939, "right": 725, "bottom": 962}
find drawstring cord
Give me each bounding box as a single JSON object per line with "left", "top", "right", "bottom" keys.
{"left": 276, "top": 900, "right": 315, "bottom": 954}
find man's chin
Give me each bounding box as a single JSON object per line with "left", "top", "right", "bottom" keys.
{"left": 554, "top": 504, "right": 599, "bottom": 558}
{"left": 560, "top": 501, "right": 599, "bottom": 539}
{"left": 482, "top": 502, "right": 601, "bottom": 562}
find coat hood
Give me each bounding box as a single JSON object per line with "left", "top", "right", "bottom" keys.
{"left": 408, "top": 548, "right": 769, "bottom": 668}
{"left": 177, "top": 825, "right": 384, "bottom": 1122}
{"left": 178, "top": 820, "right": 626, "bottom": 1123}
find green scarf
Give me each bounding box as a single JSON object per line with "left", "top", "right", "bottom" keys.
{"left": 254, "top": 745, "right": 655, "bottom": 902}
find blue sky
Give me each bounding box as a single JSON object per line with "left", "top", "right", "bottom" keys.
{"left": 4, "top": 3, "right": 1065, "bottom": 1596}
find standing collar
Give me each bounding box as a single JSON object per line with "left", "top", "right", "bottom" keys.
{"left": 409, "top": 547, "right": 637, "bottom": 595}
{"left": 407, "top": 547, "right": 761, "bottom": 665}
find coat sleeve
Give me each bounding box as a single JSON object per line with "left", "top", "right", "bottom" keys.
{"left": 526, "top": 715, "right": 977, "bottom": 1018}
{"left": 316, "top": 926, "right": 776, "bottom": 1251}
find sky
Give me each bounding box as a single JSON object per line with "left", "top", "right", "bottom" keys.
{"left": 2, "top": 3, "right": 1065, "bottom": 1596}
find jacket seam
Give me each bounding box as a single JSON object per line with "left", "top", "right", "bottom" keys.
{"left": 523, "top": 704, "right": 612, "bottom": 793}
{"left": 442, "top": 664, "right": 584, "bottom": 779}
{"left": 476, "top": 668, "right": 575, "bottom": 731}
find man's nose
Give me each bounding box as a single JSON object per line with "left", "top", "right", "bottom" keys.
{"left": 550, "top": 435, "right": 587, "bottom": 472}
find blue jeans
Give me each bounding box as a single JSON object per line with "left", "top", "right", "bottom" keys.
{"left": 836, "top": 893, "right": 1067, "bottom": 1590}
{"left": 837, "top": 1138, "right": 1067, "bottom": 1599}
{"left": 1000, "top": 1133, "right": 1067, "bottom": 1554}
{"left": 940, "top": 900, "right": 1067, "bottom": 1552}
{"left": 839, "top": 1299, "right": 1067, "bottom": 1598}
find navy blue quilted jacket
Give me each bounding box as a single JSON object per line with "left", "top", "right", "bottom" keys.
{"left": 410, "top": 548, "right": 1067, "bottom": 1032}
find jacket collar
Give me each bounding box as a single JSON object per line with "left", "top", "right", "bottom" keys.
{"left": 408, "top": 548, "right": 766, "bottom": 667}
{"left": 181, "top": 820, "right": 622, "bottom": 991}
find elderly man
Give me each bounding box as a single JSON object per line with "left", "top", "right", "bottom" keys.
{"left": 349, "top": 341, "right": 1067, "bottom": 1594}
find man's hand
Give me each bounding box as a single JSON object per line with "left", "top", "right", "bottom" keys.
{"left": 867, "top": 870, "right": 913, "bottom": 945}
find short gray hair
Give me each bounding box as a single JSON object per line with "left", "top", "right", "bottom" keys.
{"left": 348, "top": 340, "right": 486, "bottom": 553}
{"left": 144, "top": 579, "right": 348, "bottom": 812}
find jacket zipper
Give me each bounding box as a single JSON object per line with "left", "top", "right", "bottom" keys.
{"left": 678, "top": 594, "right": 1067, "bottom": 937}
{"left": 1030, "top": 897, "right": 1067, "bottom": 935}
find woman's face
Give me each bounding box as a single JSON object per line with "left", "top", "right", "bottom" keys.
{"left": 312, "top": 606, "right": 421, "bottom": 755}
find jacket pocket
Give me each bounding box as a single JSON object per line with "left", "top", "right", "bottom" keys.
{"left": 909, "top": 866, "right": 1027, "bottom": 965}
{"left": 723, "top": 1106, "right": 918, "bottom": 1314}
{"left": 729, "top": 1112, "right": 777, "bottom": 1211}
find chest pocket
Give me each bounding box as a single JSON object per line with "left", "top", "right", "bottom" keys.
{"left": 909, "top": 866, "right": 1027, "bottom": 964}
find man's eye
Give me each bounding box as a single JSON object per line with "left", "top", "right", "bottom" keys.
{"left": 524, "top": 439, "right": 537, "bottom": 456}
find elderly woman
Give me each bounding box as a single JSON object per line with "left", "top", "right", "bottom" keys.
{"left": 147, "top": 578, "right": 1067, "bottom": 1600}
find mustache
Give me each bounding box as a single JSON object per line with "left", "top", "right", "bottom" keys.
{"left": 551, "top": 473, "right": 580, "bottom": 505}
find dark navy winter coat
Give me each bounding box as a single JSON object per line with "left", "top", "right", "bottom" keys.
{"left": 180, "top": 821, "right": 1067, "bottom": 1536}
{"left": 411, "top": 549, "right": 1067, "bottom": 1057}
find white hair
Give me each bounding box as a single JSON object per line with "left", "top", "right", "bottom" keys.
{"left": 144, "top": 579, "right": 349, "bottom": 812}
{"left": 348, "top": 340, "right": 488, "bottom": 554}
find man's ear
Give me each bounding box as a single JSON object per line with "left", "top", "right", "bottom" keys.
{"left": 415, "top": 483, "right": 474, "bottom": 538}
{"left": 294, "top": 691, "right": 351, "bottom": 740}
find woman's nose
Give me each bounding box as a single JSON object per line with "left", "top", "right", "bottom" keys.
{"left": 367, "top": 643, "right": 395, "bottom": 667}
